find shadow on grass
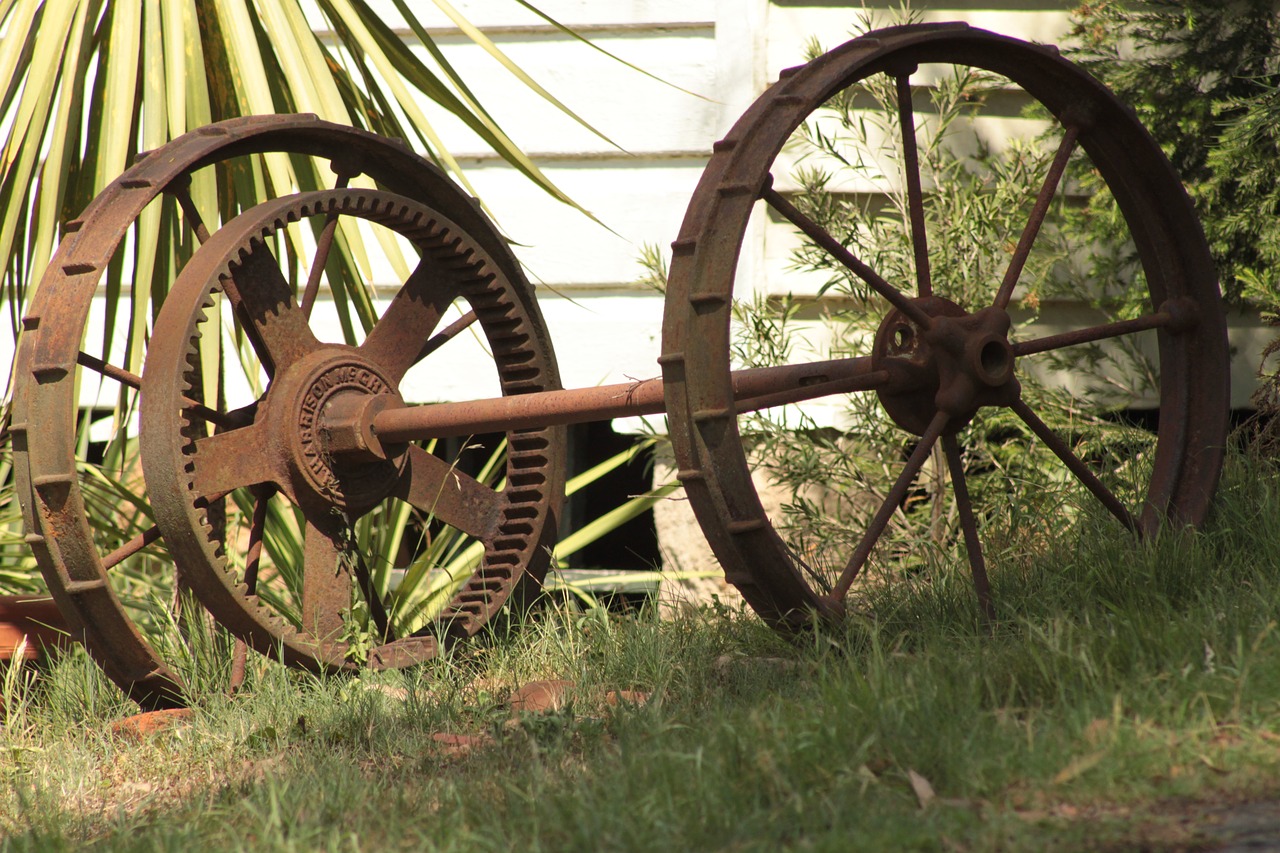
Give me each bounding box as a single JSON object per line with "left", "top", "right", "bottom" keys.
{"left": 4, "top": 455, "right": 1280, "bottom": 852}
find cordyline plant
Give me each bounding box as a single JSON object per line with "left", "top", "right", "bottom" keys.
{"left": 0, "top": 0, "right": 628, "bottom": 342}
{"left": 0, "top": 1, "right": 677, "bottom": 645}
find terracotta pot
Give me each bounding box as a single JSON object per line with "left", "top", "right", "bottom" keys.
{"left": 0, "top": 595, "right": 70, "bottom": 661}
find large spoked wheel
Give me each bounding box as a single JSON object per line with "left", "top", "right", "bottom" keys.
{"left": 661, "top": 24, "right": 1229, "bottom": 629}
{"left": 141, "top": 188, "right": 563, "bottom": 670}
{"left": 14, "top": 115, "right": 564, "bottom": 706}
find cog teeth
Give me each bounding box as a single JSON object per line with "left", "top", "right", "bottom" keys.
{"left": 147, "top": 181, "right": 563, "bottom": 667}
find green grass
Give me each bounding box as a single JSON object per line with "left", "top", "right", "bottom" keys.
{"left": 3, "top": 454, "right": 1280, "bottom": 851}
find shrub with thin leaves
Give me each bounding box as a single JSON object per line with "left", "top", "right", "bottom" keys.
{"left": 726, "top": 15, "right": 1160, "bottom": 594}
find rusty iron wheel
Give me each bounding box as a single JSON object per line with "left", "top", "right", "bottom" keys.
{"left": 140, "top": 188, "right": 564, "bottom": 670}
{"left": 14, "top": 115, "right": 564, "bottom": 706}
{"left": 661, "top": 24, "right": 1229, "bottom": 628}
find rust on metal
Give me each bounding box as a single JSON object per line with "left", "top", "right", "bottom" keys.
{"left": 140, "top": 188, "right": 566, "bottom": 672}
{"left": 12, "top": 25, "right": 1232, "bottom": 704}
{"left": 363, "top": 356, "right": 887, "bottom": 444}
{"left": 660, "top": 24, "right": 1227, "bottom": 631}
{"left": 13, "top": 116, "right": 566, "bottom": 703}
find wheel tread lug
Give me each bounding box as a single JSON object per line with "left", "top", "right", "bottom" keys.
{"left": 717, "top": 182, "right": 756, "bottom": 197}
{"left": 689, "top": 293, "right": 727, "bottom": 308}
{"left": 64, "top": 579, "right": 108, "bottom": 595}
{"left": 32, "top": 472, "right": 75, "bottom": 488}
{"left": 36, "top": 162, "right": 564, "bottom": 685}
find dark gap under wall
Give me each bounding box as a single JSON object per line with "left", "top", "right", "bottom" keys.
{"left": 561, "top": 421, "right": 659, "bottom": 572}
{"left": 433, "top": 422, "right": 659, "bottom": 573}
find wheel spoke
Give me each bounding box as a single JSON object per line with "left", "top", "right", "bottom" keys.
{"left": 359, "top": 261, "right": 457, "bottom": 383}
{"left": 734, "top": 368, "right": 892, "bottom": 414}
{"left": 832, "top": 409, "right": 950, "bottom": 598}
{"left": 301, "top": 518, "right": 352, "bottom": 642}
{"left": 222, "top": 242, "right": 321, "bottom": 376}
{"left": 170, "top": 180, "right": 212, "bottom": 244}
{"left": 351, "top": 545, "right": 393, "bottom": 642}
{"left": 415, "top": 309, "right": 479, "bottom": 363}
{"left": 391, "top": 445, "right": 504, "bottom": 541}
{"left": 1010, "top": 397, "right": 1137, "bottom": 530}
{"left": 190, "top": 422, "right": 281, "bottom": 498}
{"left": 242, "top": 485, "right": 274, "bottom": 594}
{"left": 76, "top": 351, "right": 237, "bottom": 429}
{"left": 102, "top": 524, "right": 163, "bottom": 571}
{"left": 299, "top": 174, "right": 351, "bottom": 319}
{"left": 994, "top": 125, "right": 1080, "bottom": 310}
{"left": 77, "top": 351, "right": 141, "bottom": 388}
{"left": 763, "top": 184, "right": 934, "bottom": 329}
{"left": 942, "top": 434, "right": 994, "bottom": 622}
{"left": 895, "top": 72, "right": 931, "bottom": 297}
{"left": 299, "top": 514, "right": 392, "bottom": 643}
{"left": 1012, "top": 307, "right": 1175, "bottom": 357}
{"left": 230, "top": 487, "right": 271, "bottom": 694}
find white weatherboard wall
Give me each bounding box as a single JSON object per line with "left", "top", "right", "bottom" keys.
{"left": 18, "top": 3, "right": 1266, "bottom": 412}
{"left": 370, "top": 1, "right": 1262, "bottom": 411}
{"left": 385, "top": 1, "right": 1257, "bottom": 604}
{"left": 360, "top": 0, "right": 749, "bottom": 399}
{"left": 38, "top": 2, "right": 1268, "bottom": 515}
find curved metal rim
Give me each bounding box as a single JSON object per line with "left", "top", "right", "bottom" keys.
{"left": 660, "top": 23, "right": 1229, "bottom": 628}
{"left": 14, "top": 115, "right": 565, "bottom": 705}
{"left": 141, "top": 188, "right": 563, "bottom": 670}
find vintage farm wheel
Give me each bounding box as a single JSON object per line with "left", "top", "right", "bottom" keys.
{"left": 14, "top": 115, "right": 564, "bottom": 706}
{"left": 140, "top": 187, "right": 563, "bottom": 671}
{"left": 661, "top": 24, "right": 1229, "bottom": 628}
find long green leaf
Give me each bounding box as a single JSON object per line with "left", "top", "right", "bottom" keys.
{"left": 342, "top": 0, "right": 601, "bottom": 221}
{"left": 28, "top": 1, "right": 92, "bottom": 293}
{"left": 557, "top": 483, "right": 678, "bottom": 560}
{"left": 566, "top": 438, "right": 657, "bottom": 497}
{"left": 511, "top": 0, "right": 712, "bottom": 101}
{"left": 96, "top": 2, "right": 141, "bottom": 195}
{"left": 0, "top": 1, "right": 77, "bottom": 309}
{"left": 0, "top": 0, "right": 42, "bottom": 133}
{"left": 430, "top": 0, "right": 628, "bottom": 152}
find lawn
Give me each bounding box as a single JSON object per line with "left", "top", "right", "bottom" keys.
{"left": 2, "top": 454, "right": 1280, "bottom": 851}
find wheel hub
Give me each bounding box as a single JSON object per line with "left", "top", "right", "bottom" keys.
{"left": 872, "top": 296, "right": 1020, "bottom": 436}
{"left": 269, "top": 349, "right": 407, "bottom": 512}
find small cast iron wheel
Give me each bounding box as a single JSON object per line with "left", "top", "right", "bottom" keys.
{"left": 661, "top": 24, "right": 1228, "bottom": 628}
{"left": 13, "top": 115, "right": 564, "bottom": 706}
{"left": 140, "top": 187, "right": 563, "bottom": 670}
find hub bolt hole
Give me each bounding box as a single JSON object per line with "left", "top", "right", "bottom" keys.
{"left": 977, "top": 338, "right": 1012, "bottom": 385}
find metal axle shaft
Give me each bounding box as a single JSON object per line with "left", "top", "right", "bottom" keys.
{"left": 360, "top": 356, "right": 883, "bottom": 446}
